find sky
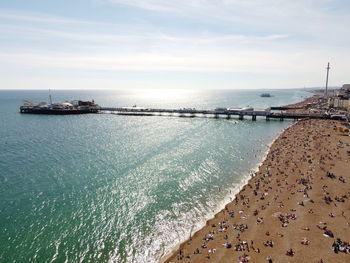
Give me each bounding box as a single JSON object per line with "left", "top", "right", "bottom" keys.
{"left": 0, "top": 0, "right": 349, "bottom": 90}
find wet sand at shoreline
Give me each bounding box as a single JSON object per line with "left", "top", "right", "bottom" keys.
{"left": 163, "top": 119, "right": 350, "bottom": 263}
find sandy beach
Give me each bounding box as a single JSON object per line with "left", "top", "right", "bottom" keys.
{"left": 164, "top": 117, "right": 350, "bottom": 263}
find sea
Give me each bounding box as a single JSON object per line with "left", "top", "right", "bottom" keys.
{"left": 0, "top": 89, "right": 310, "bottom": 263}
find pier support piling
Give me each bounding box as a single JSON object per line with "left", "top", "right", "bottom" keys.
{"left": 252, "top": 115, "right": 256, "bottom": 121}
{"left": 266, "top": 116, "right": 270, "bottom": 121}
{"left": 239, "top": 114, "right": 244, "bottom": 120}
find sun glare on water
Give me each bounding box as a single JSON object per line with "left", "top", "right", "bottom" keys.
{"left": 133, "top": 89, "right": 196, "bottom": 102}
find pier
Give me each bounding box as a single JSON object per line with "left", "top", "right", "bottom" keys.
{"left": 99, "top": 107, "right": 329, "bottom": 121}
{"left": 19, "top": 102, "right": 332, "bottom": 120}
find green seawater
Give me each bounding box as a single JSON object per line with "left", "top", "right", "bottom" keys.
{"left": 0, "top": 89, "right": 310, "bottom": 263}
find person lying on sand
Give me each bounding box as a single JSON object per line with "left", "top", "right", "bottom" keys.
{"left": 301, "top": 237, "right": 310, "bottom": 245}
{"left": 286, "top": 248, "right": 295, "bottom": 257}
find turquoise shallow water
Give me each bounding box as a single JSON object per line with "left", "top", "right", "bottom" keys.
{"left": 0, "top": 89, "right": 310, "bottom": 263}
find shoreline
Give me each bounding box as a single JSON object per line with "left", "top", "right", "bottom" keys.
{"left": 159, "top": 93, "right": 316, "bottom": 263}
{"left": 162, "top": 93, "right": 350, "bottom": 263}
{"left": 160, "top": 121, "right": 295, "bottom": 263}
{"left": 160, "top": 120, "right": 303, "bottom": 263}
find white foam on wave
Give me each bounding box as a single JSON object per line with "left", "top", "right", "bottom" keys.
{"left": 158, "top": 121, "right": 294, "bottom": 263}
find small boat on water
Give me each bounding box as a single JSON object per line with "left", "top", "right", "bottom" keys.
{"left": 260, "top": 93, "right": 272, "bottom": 97}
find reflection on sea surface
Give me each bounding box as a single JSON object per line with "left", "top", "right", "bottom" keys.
{"left": 0, "top": 89, "right": 310, "bottom": 262}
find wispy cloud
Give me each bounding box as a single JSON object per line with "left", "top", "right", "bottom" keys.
{"left": 104, "top": 0, "right": 350, "bottom": 38}
{"left": 0, "top": 1, "right": 349, "bottom": 89}
{"left": 104, "top": 0, "right": 184, "bottom": 12}
{"left": 0, "top": 43, "right": 342, "bottom": 75}
{"left": 0, "top": 10, "right": 94, "bottom": 25}
{"left": 0, "top": 9, "right": 344, "bottom": 75}
{"left": 103, "top": 0, "right": 326, "bottom": 18}
{"left": 0, "top": 22, "right": 289, "bottom": 45}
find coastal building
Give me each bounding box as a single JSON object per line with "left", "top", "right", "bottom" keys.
{"left": 342, "top": 84, "right": 350, "bottom": 90}
{"left": 328, "top": 97, "right": 349, "bottom": 109}
{"left": 328, "top": 84, "right": 350, "bottom": 112}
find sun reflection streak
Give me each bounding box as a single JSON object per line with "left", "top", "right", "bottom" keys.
{"left": 133, "top": 89, "right": 196, "bottom": 102}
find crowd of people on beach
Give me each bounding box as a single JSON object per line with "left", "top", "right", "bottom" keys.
{"left": 166, "top": 118, "right": 350, "bottom": 263}
{"left": 332, "top": 238, "right": 350, "bottom": 254}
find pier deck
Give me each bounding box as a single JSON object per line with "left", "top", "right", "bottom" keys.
{"left": 99, "top": 107, "right": 329, "bottom": 121}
